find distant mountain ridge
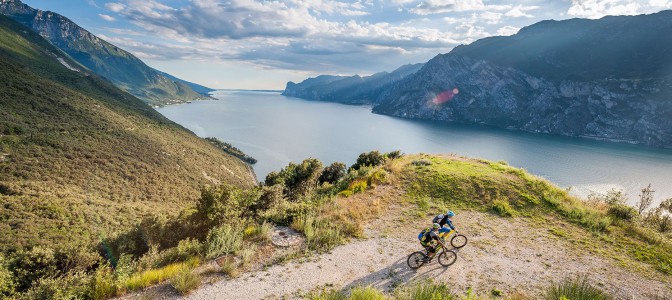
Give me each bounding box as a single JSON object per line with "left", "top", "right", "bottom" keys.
{"left": 285, "top": 11, "right": 672, "bottom": 148}
{"left": 0, "top": 0, "right": 212, "bottom": 106}
{"left": 283, "top": 63, "right": 423, "bottom": 105}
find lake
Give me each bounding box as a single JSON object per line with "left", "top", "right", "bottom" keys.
{"left": 158, "top": 90, "right": 672, "bottom": 205}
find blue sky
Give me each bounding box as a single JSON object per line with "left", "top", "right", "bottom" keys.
{"left": 21, "top": 0, "right": 672, "bottom": 89}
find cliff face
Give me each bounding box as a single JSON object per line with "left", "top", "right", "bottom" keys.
{"left": 0, "top": 0, "right": 210, "bottom": 106}
{"left": 374, "top": 55, "right": 672, "bottom": 147}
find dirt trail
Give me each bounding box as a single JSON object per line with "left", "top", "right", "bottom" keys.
{"left": 180, "top": 206, "right": 671, "bottom": 300}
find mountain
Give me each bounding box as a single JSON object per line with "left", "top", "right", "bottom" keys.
{"left": 0, "top": 0, "right": 208, "bottom": 106}
{"left": 0, "top": 14, "right": 255, "bottom": 255}
{"left": 158, "top": 70, "right": 216, "bottom": 95}
{"left": 286, "top": 12, "right": 672, "bottom": 148}
{"left": 282, "top": 63, "right": 423, "bottom": 105}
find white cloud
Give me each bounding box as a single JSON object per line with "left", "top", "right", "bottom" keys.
{"left": 98, "top": 14, "right": 116, "bottom": 21}
{"left": 505, "top": 5, "right": 538, "bottom": 18}
{"left": 496, "top": 25, "right": 519, "bottom": 36}
{"left": 479, "top": 11, "right": 503, "bottom": 24}
{"left": 410, "top": 0, "right": 511, "bottom": 15}
{"left": 567, "top": 0, "right": 672, "bottom": 18}
{"left": 105, "top": 2, "right": 126, "bottom": 12}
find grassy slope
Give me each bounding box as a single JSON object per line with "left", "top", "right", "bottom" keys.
{"left": 394, "top": 154, "right": 672, "bottom": 277}
{"left": 0, "top": 15, "right": 255, "bottom": 253}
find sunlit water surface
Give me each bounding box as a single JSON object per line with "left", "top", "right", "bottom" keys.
{"left": 158, "top": 91, "right": 672, "bottom": 205}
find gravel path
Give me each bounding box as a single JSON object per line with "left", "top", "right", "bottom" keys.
{"left": 181, "top": 210, "right": 672, "bottom": 300}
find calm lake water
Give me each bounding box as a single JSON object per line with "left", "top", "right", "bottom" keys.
{"left": 158, "top": 90, "right": 672, "bottom": 205}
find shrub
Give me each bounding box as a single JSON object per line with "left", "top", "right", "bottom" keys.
{"left": 350, "top": 151, "right": 385, "bottom": 170}
{"left": 89, "top": 264, "right": 117, "bottom": 300}
{"left": 637, "top": 184, "right": 655, "bottom": 214}
{"left": 244, "top": 221, "right": 272, "bottom": 243}
{"left": 492, "top": 200, "right": 516, "bottom": 217}
{"left": 265, "top": 158, "right": 324, "bottom": 200}
{"left": 349, "top": 180, "right": 368, "bottom": 194}
{"left": 0, "top": 255, "right": 16, "bottom": 297}
{"left": 607, "top": 204, "right": 637, "bottom": 221}
{"left": 170, "top": 267, "right": 201, "bottom": 295}
{"left": 309, "top": 288, "right": 347, "bottom": 300}
{"left": 349, "top": 286, "right": 387, "bottom": 300}
{"left": 338, "top": 190, "right": 353, "bottom": 198}
{"left": 394, "top": 280, "right": 454, "bottom": 300}
{"left": 643, "top": 208, "right": 672, "bottom": 233}
{"left": 411, "top": 159, "right": 432, "bottom": 166}
{"left": 22, "top": 272, "right": 90, "bottom": 300}
{"left": 320, "top": 162, "right": 347, "bottom": 184}
{"left": 368, "top": 169, "right": 388, "bottom": 186}
{"left": 385, "top": 150, "right": 403, "bottom": 160}
{"left": 206, "top": 223, "right": 244, "bottom": 259}
{"left": 150, "top": 239, "right": 204, "bottom": 268}
{"left": 9, "top": 246, "right": 59, "bottom": 291}
{"left": 545, "top": 276, "right": 612, "bottom": 300}
{"left": 196, "top": 185, "right": 263, "bottom": 224}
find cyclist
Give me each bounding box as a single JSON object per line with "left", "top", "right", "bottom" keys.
{"left": 433, "top": 210, "right": 456, "bottom": 230}
{"left": 419, "top": 223, "right": 448, "bottom": 260}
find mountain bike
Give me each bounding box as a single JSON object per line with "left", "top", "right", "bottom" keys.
{"left": 444, "top": 231, "right": 468, "bottom": 248}
{"left": 407, "top": 242, "right": 457, "bottom": 269}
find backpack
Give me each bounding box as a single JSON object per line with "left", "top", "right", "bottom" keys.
{"left": 417, "top": 228, "right": 431, "bottom": 242}
{"left": 432, "top": 214, "right": 444, "bottom": 225}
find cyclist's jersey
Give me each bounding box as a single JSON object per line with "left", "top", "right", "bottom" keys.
{"left": 420, "top": 230, "right": 440, "bottom": 246}
{"left": 434, "top": 215, "right": 455, "bottom": 230}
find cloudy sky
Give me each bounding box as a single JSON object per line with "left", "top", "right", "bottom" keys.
{"left": 22, "top": 0, "right": 672, "bottom": 89}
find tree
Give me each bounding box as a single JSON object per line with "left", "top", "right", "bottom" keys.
{"left": 319, "top": 162, "right": 347, "bottom": 184}
{"left": 637, "top": 184, "right": 655, "bottom": 215}
{"left": 350, "top": 150, "right": 385, "bottom": 170}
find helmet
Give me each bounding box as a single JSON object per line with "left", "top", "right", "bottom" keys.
{"left": 446, "top": 210, "right": 455, "bottom": 217}
{"left": 432, "top": 223, "right": 440, "bottom": 229}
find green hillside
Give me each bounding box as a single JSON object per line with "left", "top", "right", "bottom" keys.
{"left": 0, "top": 14, "right": 254, "bottom": 255}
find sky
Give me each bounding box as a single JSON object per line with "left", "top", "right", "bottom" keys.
{"left": 21, "top": 0, "right": 672, "bottom": 89}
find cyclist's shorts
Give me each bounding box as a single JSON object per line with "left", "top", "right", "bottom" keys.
{"left": 439, "top": 229, "right": 453, "bottom": 239}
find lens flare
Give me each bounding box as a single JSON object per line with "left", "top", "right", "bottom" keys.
{"left": 431, "top": 88, "right": 459, "bottom": 105}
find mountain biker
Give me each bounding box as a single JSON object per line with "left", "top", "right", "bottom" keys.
{"left": 433, "top": 210, "right": 457, "bottom": 233}
{"left": 419, "top": 223, "right": 448, "bottom": 260}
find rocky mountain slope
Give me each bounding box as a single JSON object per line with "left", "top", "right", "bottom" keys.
{"left": 286, "top": 11, "right": 672, "bottom": 148}
{"left": 0, "top": 0, "right": 210, "bottom": 106}
{"left": 0, "top": 14, "right": 254, "bottom": 255}
{"left": 283, "top": 64, "right": 423, "bottom": 105}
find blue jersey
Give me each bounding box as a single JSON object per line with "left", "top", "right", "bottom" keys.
{"left": 433, "top": 215, "right": 455, "bottom": 230}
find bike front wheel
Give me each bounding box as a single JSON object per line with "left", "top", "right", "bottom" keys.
{"left": 438, "top": 250, "right": 457, "bottom": 267}
{"left": 451, "top": 234, "right": 468, "bottom": 248}
{"left": 407, "top": 251, "right": 426, "bottom": 269}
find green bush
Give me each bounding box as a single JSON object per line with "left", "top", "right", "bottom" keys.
{"left": 337, "top": 190, "right": 353, "bottom": 198}
{"left": 170, "top": 267, "right": 201, "bottom": 295}
{"left": 206, "top": 223, "right": 244, "bottom": 259}
{"left": 265, "top": 158, "right": 324, "bottom": 200}
{"left": 492, "top": 200, "right": 516, "bottom": 217}
{"left": 146, "top": 238, "right": 203, "bottom": 269}
{"left": 393, "top": 280, "right": 454, "bottom": 300}
{"left": 320, "top": 162, "right": 347, "bottom": 184}
{"left": 545, "top": 277, "right": 612, "bottom": 300}
{"left": 368, "top": 169, "right": 388, "bottom": 186}
{"left": 9, "top": 246, "right": 59, "bottom": 291}
{"left": 385, "top": 150, "right": 403, "bottom": 160}
{"left": 89, "top": 264, "right": 117, "bottom": 300}
{"left": 22, "top": 272, "right": 90, "bottom": 300}
{"left": 349, "top": 180, "right": 368, "bottom": 194}
{"left": 607, "top": 204, "right": 637, "bottom": 221}
{"left": 349, "top": 286, "right": 387, "bottom": 300}
{"left": 350, "top": 151, "right": 386, "bottom": 171}
{"left": 243, "top": 221, "right": 272, "bottom": 243}
{"left": 0, "top": 255, "right": 16, "bottom": 297}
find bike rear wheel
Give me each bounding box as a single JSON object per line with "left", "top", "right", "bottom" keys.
{"left": 451, "top": 234, "right": 468, "bottom": 248}
{"left": 407, "top": 251, "right": 426, "bottom": 269}
{"left": 438, "top": 250, "right": 457, "bottom": 267}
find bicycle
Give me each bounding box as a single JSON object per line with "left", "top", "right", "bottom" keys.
{"left": 442, "top": 230, "right": 468, "bottom": 248}
{"left": 407, "top": 241, "right": 457, "bottom": 269}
